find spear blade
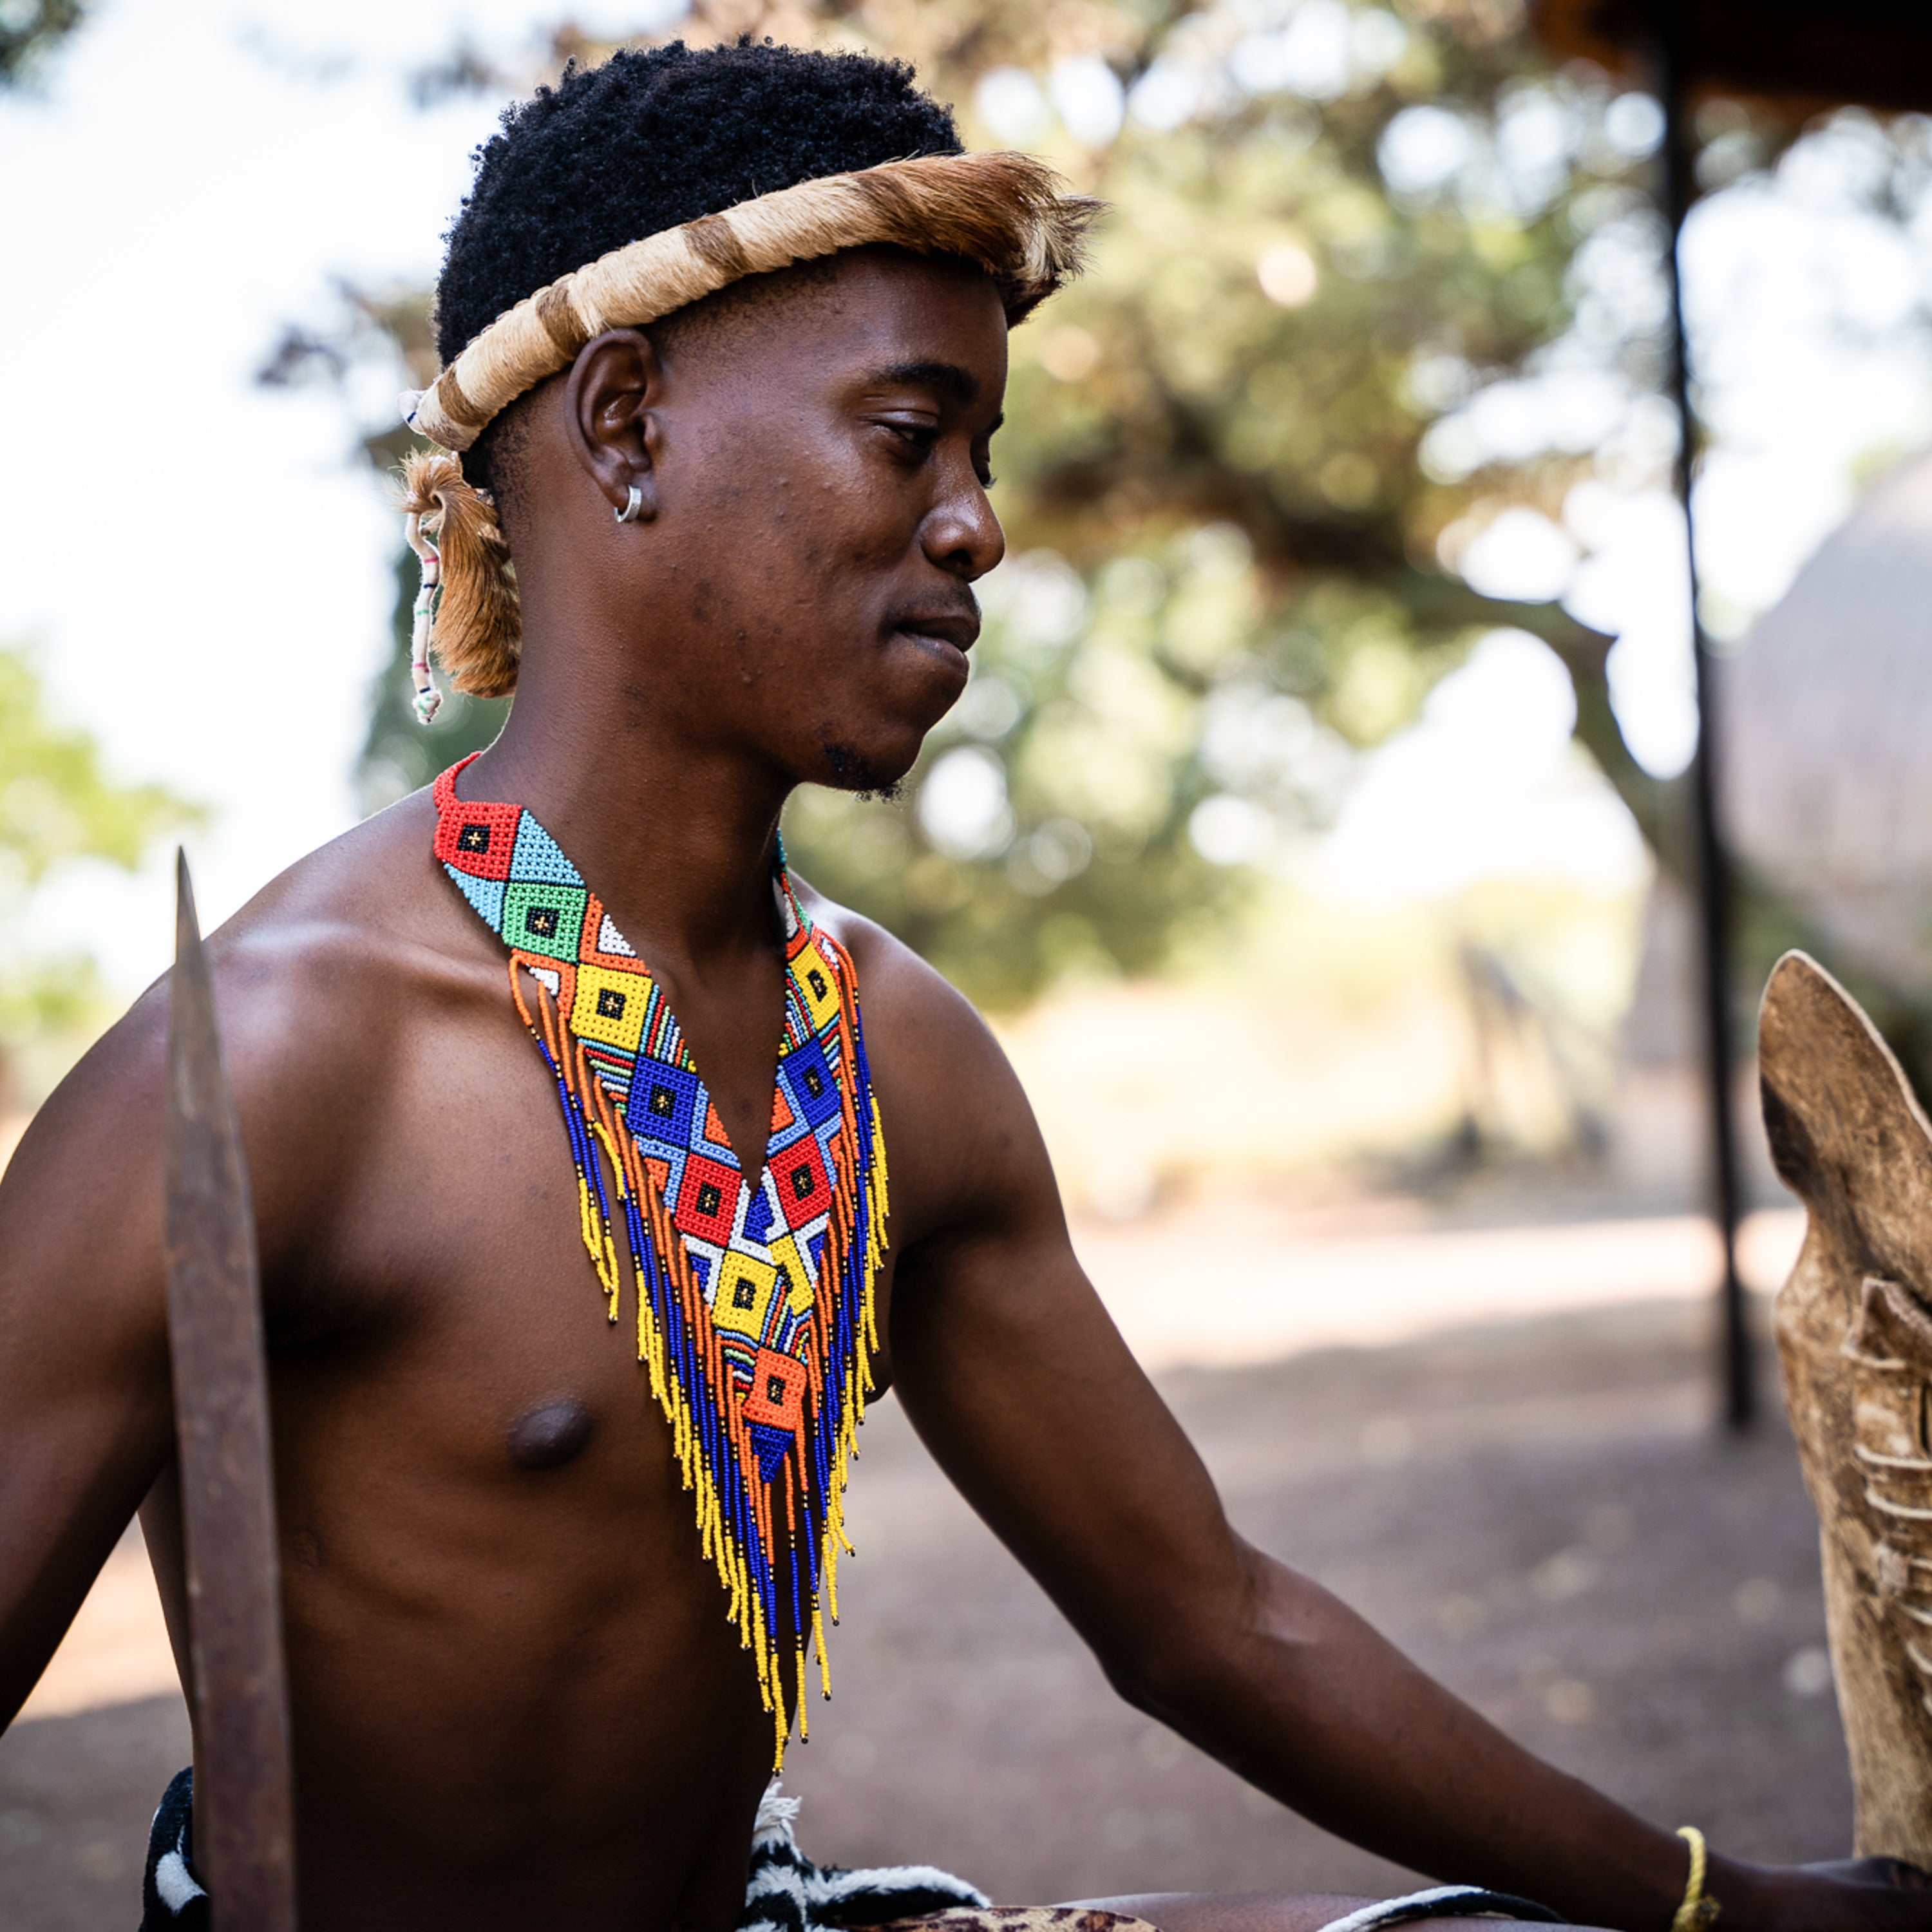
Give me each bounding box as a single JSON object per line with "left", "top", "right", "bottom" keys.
{"left": 163, "top": 850, "right": 298, "bottom": 1931}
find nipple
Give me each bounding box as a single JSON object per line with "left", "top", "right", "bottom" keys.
{"left": 507, "top": 1398, "right": 596, "bottom": 1471}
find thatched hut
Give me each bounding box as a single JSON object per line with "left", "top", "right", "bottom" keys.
{"left": 1727, "top": 451, "right": 1932, "bottom": 996}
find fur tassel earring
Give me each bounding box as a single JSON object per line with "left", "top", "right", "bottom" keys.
{"left": 394, "top": 446, "right": 522, "bottom": 724}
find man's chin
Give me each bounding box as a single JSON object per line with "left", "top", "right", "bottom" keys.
{"left": 817, "top": 735, "right": 913, "bottom": 801}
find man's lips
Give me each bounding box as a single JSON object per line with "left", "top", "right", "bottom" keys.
{"left": 891, "top": 612, "right": 980, "bottom": 655}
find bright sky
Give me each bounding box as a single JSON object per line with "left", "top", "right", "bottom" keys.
{"left": 0, "top": 0, "right": 607, "bottom": 993}
{"left": 3, "top": 0, "right": 1927, "bottom": 993}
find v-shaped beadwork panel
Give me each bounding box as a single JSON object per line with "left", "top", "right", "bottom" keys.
{"left": 433, "top": 757, "right": 887, "bottom": 1762}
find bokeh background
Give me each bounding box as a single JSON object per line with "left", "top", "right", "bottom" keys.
{"left": 6, "top": 0, "right": 1932, "bottom": 1922}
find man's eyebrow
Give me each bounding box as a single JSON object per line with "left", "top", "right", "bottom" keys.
{"left": 865, "top": 360, "right": 982, "bottom": 407}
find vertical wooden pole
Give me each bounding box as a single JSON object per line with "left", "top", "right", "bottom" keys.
{"left": 1656, "top": 10, "right": 1754, "bottom": 1430}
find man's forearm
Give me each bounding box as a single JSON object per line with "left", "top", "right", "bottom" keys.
{"left": 1119, "top": 1544, "right": 1705, "bottom": 1932}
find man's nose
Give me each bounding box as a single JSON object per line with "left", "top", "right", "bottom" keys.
{"left": 922, "top": 468, "right": 1006, "bottom": 582}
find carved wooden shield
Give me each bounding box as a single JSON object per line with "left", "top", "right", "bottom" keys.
{"left": 1761, "top": 949, "right": 1932, "bottom": 1862}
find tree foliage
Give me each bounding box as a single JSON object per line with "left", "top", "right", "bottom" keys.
{"left": 315, "top": 0, "right": 1687, "bottom": 1005}
{"left": 0, "top": 645, "right": 196, "bottom": 1104}
{"left": 0, "top": 0, "right": 86, "bottom": 90}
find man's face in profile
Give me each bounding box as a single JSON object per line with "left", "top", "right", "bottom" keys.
{"left": 568, "top": 245, "right": 1012, "bottom": 797}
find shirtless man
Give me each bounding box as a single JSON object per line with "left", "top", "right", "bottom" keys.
{"left": 0, "top": 40, "right": 1922, "bottom": 1932}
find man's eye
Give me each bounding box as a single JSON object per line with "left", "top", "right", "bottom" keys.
{"left": 886, "top": 422, "right": 938, "bottom": 454}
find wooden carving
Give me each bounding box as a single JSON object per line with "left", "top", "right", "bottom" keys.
{"left": 1760, "top": 949, "right": 1932, "bottom": 1862}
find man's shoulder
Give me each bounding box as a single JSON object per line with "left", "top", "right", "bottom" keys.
{"left": 36, "top": 790, "right": 499, "bottom": 1162}
{"left": 4, "top": 787, "right": 522, "bottom": 1294}
{"left": 791, "top": 876, "right": 1039, "bottom": 1150}
{"left": 183, "top": 788, "right": 497, "bottom": 1046}
{"left": 791, "top": 876, "right": 985, "bottom": 1048}
{"left": 789, "top": 879, "right": 1058, "bottom": 1248}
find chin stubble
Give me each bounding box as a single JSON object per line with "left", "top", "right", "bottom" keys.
{"left": 819, "top": 737, "right": 904, "bottom": 804}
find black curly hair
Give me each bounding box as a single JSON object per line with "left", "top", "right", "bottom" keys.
{"left": 436, "top": 41, "right": 962, "bottom": 491}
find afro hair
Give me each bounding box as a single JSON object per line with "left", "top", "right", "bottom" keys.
{"left": 434, "top": 40, "right": 963, "bottom": 369}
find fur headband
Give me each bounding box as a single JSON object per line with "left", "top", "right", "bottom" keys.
{"left": 403, "top": 149, "right": 1095, "bottom": 455}
{"left": 395, "top": 148, "right": 1095, "bottom": 721}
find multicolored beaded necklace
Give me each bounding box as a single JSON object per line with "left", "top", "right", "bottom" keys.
{"left": 432, "top": 755, "right": 887, "bottom": 1764}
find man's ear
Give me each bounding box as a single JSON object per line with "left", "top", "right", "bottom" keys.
{"left": 565, "top": 328, "right": 665, "bottom": 521}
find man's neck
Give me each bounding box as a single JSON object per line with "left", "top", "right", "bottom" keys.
{"left": 460, "top": 695, "right": 789, "bottom": 981}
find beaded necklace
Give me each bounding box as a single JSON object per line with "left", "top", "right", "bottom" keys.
{"left": 432, "top": 755, "right": 886, "bottom": 1763}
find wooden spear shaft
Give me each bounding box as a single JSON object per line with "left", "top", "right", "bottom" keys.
{"left": 163, "top": 851, "right": 299, "bottom": 1929}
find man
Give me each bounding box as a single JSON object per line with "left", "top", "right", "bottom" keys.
{"left": 0, "top": 40, "right": 1920, "bottom": 1932}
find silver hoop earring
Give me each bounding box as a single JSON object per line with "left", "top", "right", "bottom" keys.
{"left": 614, "top": 484, "right": 644, "bottom": 524}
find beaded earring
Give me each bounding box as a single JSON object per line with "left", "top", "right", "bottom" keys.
{"left": 401, "top": 502, "right": 443, "bottom": 725}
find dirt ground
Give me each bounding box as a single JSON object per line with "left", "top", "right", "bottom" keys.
{"left": 0, "top": 1294, "right": 1847, "bottom": 1928}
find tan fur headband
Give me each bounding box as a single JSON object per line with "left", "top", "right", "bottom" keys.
{"left": 403, "top": 149, "right": 1095, "bottom": 454}
{"left": 395, "top": 148, "right": 1095, "bottom": 721}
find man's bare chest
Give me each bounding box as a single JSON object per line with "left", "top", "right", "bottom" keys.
{"left": 259, "top": 999, "right": 900, "bottom": 1519}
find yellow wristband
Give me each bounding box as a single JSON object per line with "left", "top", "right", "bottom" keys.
{"left": 1671, "top": 1826, "right": 1722, "bottom": 1932}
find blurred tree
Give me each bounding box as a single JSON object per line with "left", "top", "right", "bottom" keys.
{"left": 766, "top": 0, "right": 1694, "bottom": 1007}
{"left": 0, "top": 0, "right": 85, "bottom": 88}
{"left": 0, "top": 645, "right": 196, "bottom": 1107}
{"left": 287, "top": 0, "right": 1748, "bottom": 1003}
{"left": 259, "top": 287, "right": 513, "bottom": 815}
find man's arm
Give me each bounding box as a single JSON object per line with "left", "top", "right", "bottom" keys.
{"left": 863, "top": 941, "right": 1924, "bottom": 1932}
{"left": 0, "top": 987, "right": 178, "bottom": 1725}
{"left": 0, "top": 910, "right": 393, "bottom": 1730}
